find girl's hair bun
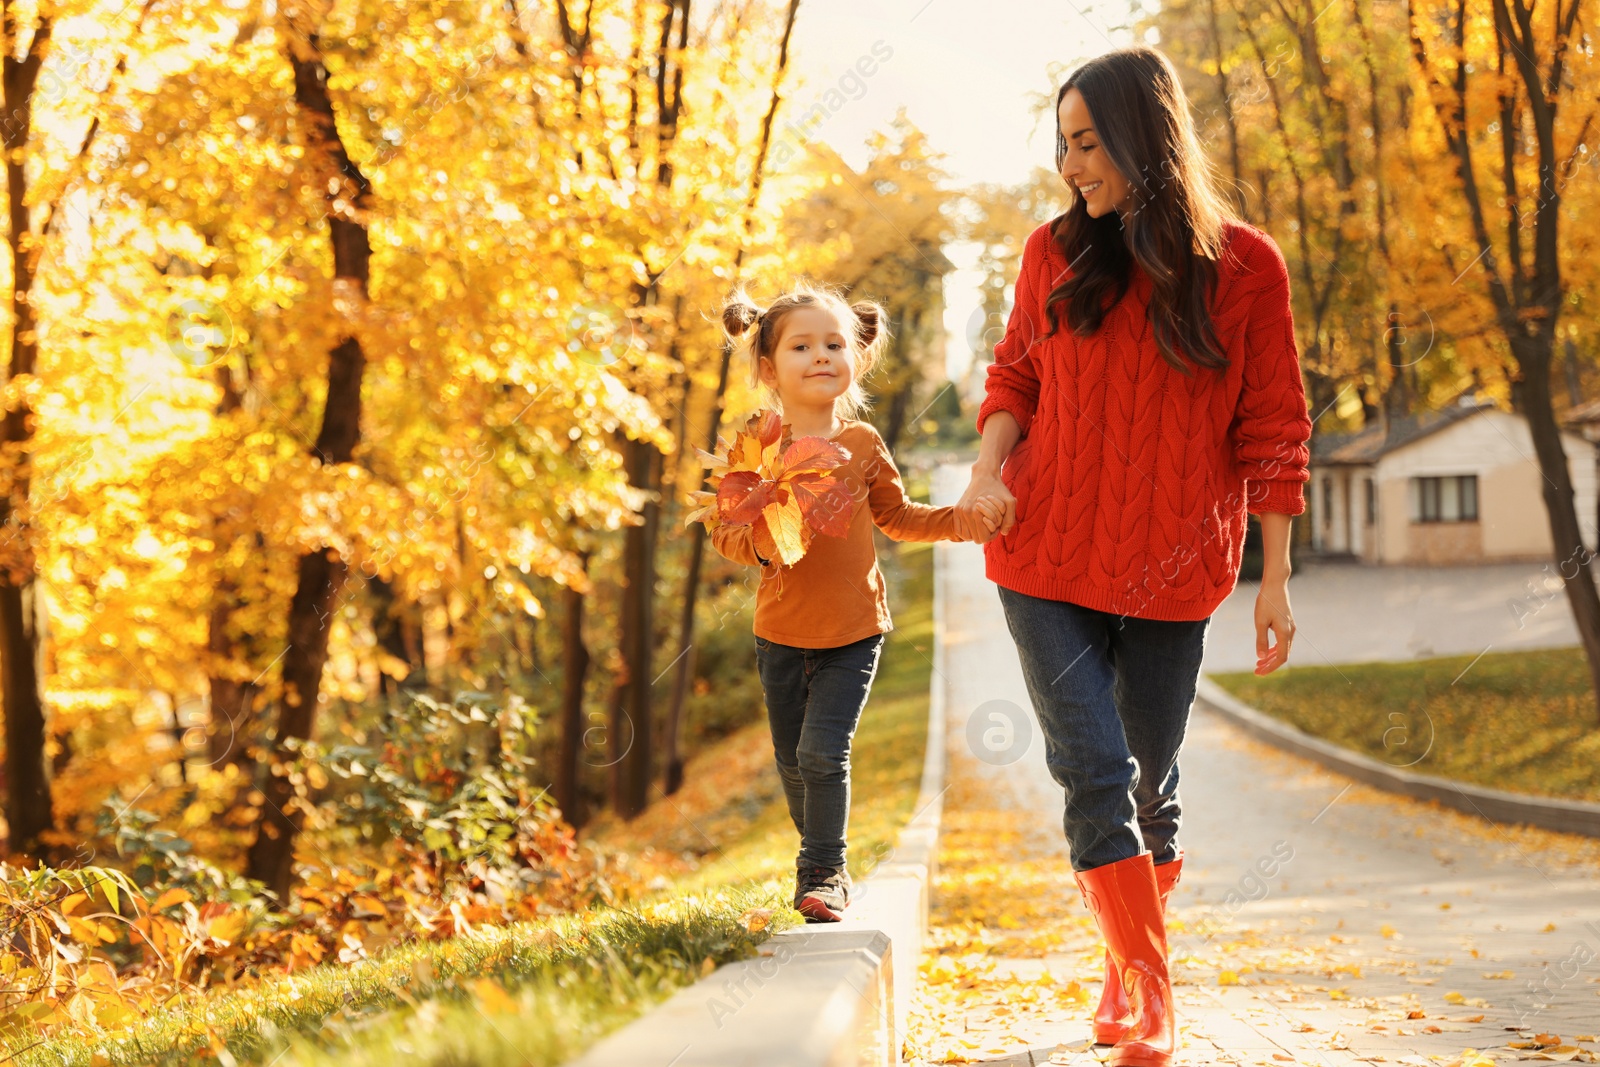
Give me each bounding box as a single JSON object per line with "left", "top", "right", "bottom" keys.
{"left": 722, "top": 296, "right": 762, "bottom": 337}
{"left": 851, "top": 301, "right": 885, "bottom": 348}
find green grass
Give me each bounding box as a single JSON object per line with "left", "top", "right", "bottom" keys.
{"left": 22, "top": 885, "right": 796, "bottom": 1067}
{"left": 1209, "top": 645, "right": 1600, "bottom": 801}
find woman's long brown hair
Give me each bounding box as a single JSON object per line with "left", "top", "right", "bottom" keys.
{"left": 1046, "top": 46, "right": 1237, "bottom": 375}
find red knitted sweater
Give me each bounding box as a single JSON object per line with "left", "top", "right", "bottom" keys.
{"left": 976, "top": 217, "right": 1312, "bottom": 622}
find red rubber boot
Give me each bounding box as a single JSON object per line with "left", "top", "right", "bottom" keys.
{"left": 1092, "top": 850, "right": 1183, "bottom": 1045}
{"left": 1075, "top": 853, "right": 1176, "bottom": 1067}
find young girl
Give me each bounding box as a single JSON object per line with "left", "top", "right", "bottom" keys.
{"left": 709, "top": 282, "right": 1003, "bottom": 923}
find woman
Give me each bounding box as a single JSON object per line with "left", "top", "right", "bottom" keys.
{"left": 955, "top": 46, "right": 1311, "bottom": 1067}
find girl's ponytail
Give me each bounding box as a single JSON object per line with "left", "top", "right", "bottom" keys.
{"left": 849, "top": 300, "right": 889, "bottom": 376}
{"left": 722, "top": 293, "right": 763, "bottom": 338}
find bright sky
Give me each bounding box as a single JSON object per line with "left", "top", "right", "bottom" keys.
{"left": 781, "top": 0, "right": 1148, "bottom": 382}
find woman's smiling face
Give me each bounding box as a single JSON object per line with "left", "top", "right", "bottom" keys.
{"left": 1058, "top": 87, "right": 1132, "bottom": 219}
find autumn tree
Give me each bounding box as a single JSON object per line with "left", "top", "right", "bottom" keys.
{"left": 1408, "top": 0, "right": 1600, "bottom": 718}
{"left": 783, "top": 119, "right": 960, "bottom": 454}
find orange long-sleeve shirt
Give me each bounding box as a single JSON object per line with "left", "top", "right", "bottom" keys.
{"left": 710, "top": 420, "right": 964, "bottom": 648}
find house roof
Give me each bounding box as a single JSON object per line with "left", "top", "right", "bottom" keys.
{"left": 1310, "top": 397, "right": 1500, "bottom": 465}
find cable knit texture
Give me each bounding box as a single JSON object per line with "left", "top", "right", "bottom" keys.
{"left": 976, "top": 217, "right": 1311, "bottom": 622}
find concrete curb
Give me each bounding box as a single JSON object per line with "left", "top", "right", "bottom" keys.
{"left": 564, "top": 546, "right": 951, "bottom": 1067}
{"left": 1195, "top": 675, "right": 1600, "bottom": 838}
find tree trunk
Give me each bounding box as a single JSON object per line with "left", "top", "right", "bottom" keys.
{"left": 663, "top": 0, "right": 802, "bottom": 796}
{"left": 205, "top": 262, "right": 261, "bottom": 773}
{"left": 370, "top": 574, "right": 422, "bottom": 700}
{"left": 206, "top": 583, "right": 263, "bottom": 770}
{"left": 556, "top": 552, "right": 590, "bottom": 826}
{"left": 1407, "top": 0, "right": 1600, "bottom": 720}
{"left": 1384, "top": 302, "right": 1412, "bottom": 423}
{"left": 605, "top": 0, "right": 690, "bottom": 817}
{"left": 246, "top": 15, "right": 373, "bottom": 900}
{"left": 1563, "top": 335, "right": 1582, "bottom": 408}
{"left": 610, "top": 435, "right": 660, "bottom": 819}
{"left": 1521, "top": 345, "right": 1600, "bottom": 718}
{"left": 1, "top": 2, "right": 159, "bottom": 854}
{"left": 0, "top": 582, "right": 48, "bottom": 856}
{"left": 0, "top": 7, "right": 53, "bottom": 859}
{"left": 1205, "top": 0, "right": 1247, "bottom": 216}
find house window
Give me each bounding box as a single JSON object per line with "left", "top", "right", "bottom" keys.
{"left": 1321, "top": 476, "right": 1334, "bottom": 526}
{"left": 1414, "top": 474, "right": 1479, "bottom": 522}
{"left": 1365, "top": 477, "right": 1375, "bottom": 525}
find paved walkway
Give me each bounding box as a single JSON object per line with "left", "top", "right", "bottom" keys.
{"left": 908, "top": 466, "right": 1600, "bottom": 1066}
{"left": 1203, "top": 558, "right": 1584, "bottom": 674}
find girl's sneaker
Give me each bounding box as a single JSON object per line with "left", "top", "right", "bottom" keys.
{"left": 795, "top": 864, "right": 852, "bottom": 922}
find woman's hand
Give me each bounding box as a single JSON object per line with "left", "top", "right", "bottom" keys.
{"left": 1253, "top": 575, "right": 1295, "bottom": 674}
{"left": 1253, "top": 512, "right": 1295, "bottom": 674}
{"left": 958, "top": 468, "right": 1015, "bottom": 544}
{"left": 958, "top": 411, "right": 1023, "bottom": 545}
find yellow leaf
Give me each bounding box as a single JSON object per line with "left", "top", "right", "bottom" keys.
{"left": 1219, "top": 970, "right": 1240, "bottom": 986}
{"left": 205, "top": 909, "right": 247, "bottom": 946}
{"left": 153, "top": 887, "right": 192, "bottom": 910}
{"left": 471, "top": 977, "right": 519, "bottom": 1015}
{"left": 65, "top": 916, "right": 117, "bottom": 946}
{"left": 350, "top": 895, "right": 388, "bottom": 919}
{"left": 762, "top": 499, "right": 806, "bottom": 565}
{"left": 737, "top": 907, "right": 772, "bottom": 933}
{"left": 1443, "top": 991, "right": 1466, "bottom": 1004}
{"left": 412, "top": 957, "right": 435, "bottom": 986}
{"left": 1381, "top": 924, "right": 1397, "bottom": 938}
{"left": 96, "top": 1003, "right": 139, "bottom": 1030}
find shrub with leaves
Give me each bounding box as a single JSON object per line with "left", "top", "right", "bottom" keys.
{"left": 309, "top": 689, "right": 615, "bottom": 929}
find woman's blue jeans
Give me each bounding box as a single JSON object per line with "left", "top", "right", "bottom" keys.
{"left": 755, "top": 632, "right": 885, "bottom": 871}
{"left": 997, "top": 586, "right": 1211, "bottom": 872}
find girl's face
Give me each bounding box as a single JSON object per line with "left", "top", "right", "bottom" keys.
{"left": 1058, "top": 87, "right": 1133, "bottom": 219}
{"left": 759, "top": 305, "right": 856, "bottom": 411}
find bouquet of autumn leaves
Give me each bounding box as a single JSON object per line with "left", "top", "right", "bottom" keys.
{"left": 683, "top": 410, "right": 855, "bottom": 566}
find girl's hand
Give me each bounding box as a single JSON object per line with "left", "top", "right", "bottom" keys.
{"left": 953, "top": 495, "right": 1005, "bottom": 541}
{"left": 974, "top": 495, "right": 1005, "bottom": 535}
{"left": 1253, "top": 576, "right": 1295, "bottom": 674}
{"left": 958, "top": 466, "right": 1016, "bottom": 545}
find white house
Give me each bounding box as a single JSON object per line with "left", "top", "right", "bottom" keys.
{"left": 1308, "top": 395, "right": 1597, "bottom": 563}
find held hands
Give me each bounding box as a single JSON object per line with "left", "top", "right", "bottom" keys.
{"left": 955, "top": 466, "right": 1018, "bottom": 545}
{"left": 954, "top": 494, "right": 1006, "bottom": 542}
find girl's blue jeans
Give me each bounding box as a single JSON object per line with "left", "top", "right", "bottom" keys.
{"left": 997, "top": 585, "right": 1212, "bottom": 872}
{"left": 754, "top": 632, "right": 886, "bottom": 871}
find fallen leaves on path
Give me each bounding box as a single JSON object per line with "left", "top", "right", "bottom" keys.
{"left": 900, "top": 706, "right": 1600, "bottom": 1065}
{"left": 901, "top": 769, "right": 1102, "bottom": 1065}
